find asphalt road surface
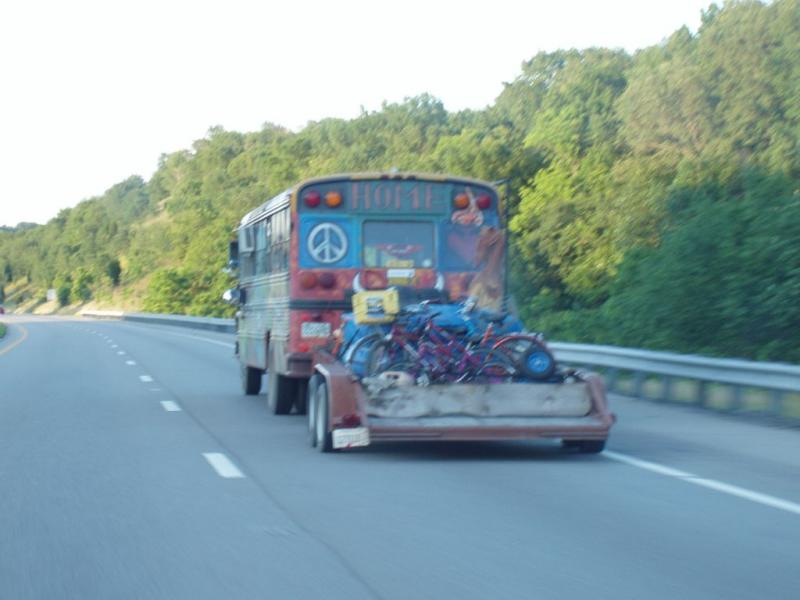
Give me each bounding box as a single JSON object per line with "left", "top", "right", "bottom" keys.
{"left": 1, "top": 316, "right": 799, "bottom": 599}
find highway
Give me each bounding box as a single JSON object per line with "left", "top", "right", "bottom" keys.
{"left": 1, "top": 316, "right": 799, "bottom": 599}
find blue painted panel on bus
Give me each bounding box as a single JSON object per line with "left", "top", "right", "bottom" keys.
{"left": 299, "top": 216, "right": 358, "bottom": 268}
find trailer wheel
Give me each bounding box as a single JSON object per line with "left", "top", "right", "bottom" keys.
{"left": 314, "top": 381, "right": 334, "bottom": 453}
{"left": 563, "top": 439, "right": 606, "bottom": 454}
{"left": 241, "top": 364, "right": 263, "bottom": 395}
{"left": 307, "top": 374, "right": 322, "bottom": 447}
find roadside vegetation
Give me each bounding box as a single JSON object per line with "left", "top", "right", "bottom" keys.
{"left": 1, "top": 0, "right": 798, "bottom": 362}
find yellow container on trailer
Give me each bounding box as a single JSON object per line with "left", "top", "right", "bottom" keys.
{"left": 352, "top": 288, "right": 401, "bottom": 324}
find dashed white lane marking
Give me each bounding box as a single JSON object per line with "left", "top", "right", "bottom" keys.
{"left": 604, "top": 451, "right": 800, "bottom": 516}
{"left": 125, "top": 360, "right": 136, "bottom": 366}
{"left": 203, "top": 453, "right": 245, "bottom": 479}
{"left": 149, "top": 388, "right": 162, "bottom": 392}
{"left": 139, "top": 375, "right": 154, "bottom": 383}
{"left": 111, "top": 344, "right": 118, "bottom": 349}
{"left": 117, "top": 351, "right": 125, "bottom": 355}
{"left": 160, "top": 400, "right": 181, "bottom": 412}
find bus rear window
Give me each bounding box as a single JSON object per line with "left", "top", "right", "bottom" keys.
{"left": 363, "top": 221, "right": 434, "bottom": 268}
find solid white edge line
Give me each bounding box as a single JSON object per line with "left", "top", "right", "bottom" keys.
{"left": 203, "top": 452, "right": 245, "bottom": 479}
{"left": 604, "top": 450, "right": 800, "bottom": 516}
{"left": 139, "top": 375, "right": 153, "bottom": 383}
{"left": 160, "top": 400, "right": 181, "bottom": 412}
{"left": 117, "top": 324, "right": 234, "bottom": 349}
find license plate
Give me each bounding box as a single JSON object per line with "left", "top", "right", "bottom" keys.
{"left": 332, "top": 427, "right": 370, "bottom": 449}
{"left": 301, "top": 322, "right": 331, "bottom": 338}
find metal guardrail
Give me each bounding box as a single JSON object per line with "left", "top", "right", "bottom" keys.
{"left": 550, "top": 342, "right": 800, "bottom": 420}
{"left": 80, "top": 310, "right": 800, "bottom": 420}
{"left": 80, "top": 310, "right": 235, "bottom": 333}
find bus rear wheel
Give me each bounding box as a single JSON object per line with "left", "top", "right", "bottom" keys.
{"left": 241, "top": 364, "right": 263, "bottom": 395}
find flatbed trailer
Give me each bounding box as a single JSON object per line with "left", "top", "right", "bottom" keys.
{"left": 306, "top": 350, "right": 615, "bottom": 453}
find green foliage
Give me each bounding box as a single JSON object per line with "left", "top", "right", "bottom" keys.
{"left": 142, "top": 268, "right": 193, "bottom": 314}
{"left": 1, "top": 0, "right": 799, "bottom": 362}
{"left": 71, "top": 268, "right": 93, "bottom": 303}
{"left": 106, "top": 259, "right": 121, "bottom": 286}
{"left": 56, "top": 284, "right": 71, "bottom": 307}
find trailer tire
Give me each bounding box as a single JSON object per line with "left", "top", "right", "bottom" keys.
{"left": 314, "top": 381, "right": 334, "bottom": 453}
{"left": 241, "top": 364, "right": 263, "bottom": 395}
{"left": 577, "top": 439, "right": 606, "bottom": 454}
{"left": 307, "top": 374, "right": 322, "bottom": 447}
{"left": 563, "top": 439, "right": 606, "bottom": 454}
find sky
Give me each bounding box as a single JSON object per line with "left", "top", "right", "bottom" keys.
{"left": 0, "top": 0, "right": 714, "bottom": 227}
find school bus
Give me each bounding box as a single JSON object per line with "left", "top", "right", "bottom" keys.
{"left": 225, "top": 172, "right": 505, "bottom": 414}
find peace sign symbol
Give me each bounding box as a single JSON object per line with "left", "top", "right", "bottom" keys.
{"left": 307, "top": 222, "right": 348, "bottom": 264}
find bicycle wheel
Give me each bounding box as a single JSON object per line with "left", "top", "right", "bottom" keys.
{"left": 344, "top": 333, "right": 383, "bottom": 377}
{"left": 473, "top": 360, "right": 517, "bottom": 383}
{"left": 365, "top": 340, "right": 416, "bottom": 377}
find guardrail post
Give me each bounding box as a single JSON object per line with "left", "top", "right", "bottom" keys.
{"left": 731, "top": 385, "right": 743, "bottom": 412}
{"left": 697, "top": 381, "right": 708, "bottom": 407}
{"left": 633, "top": 371, "right": 645, "bottom": 399}
{"left": 662, "top": 376, "right": 673, "bottom": 403}
{"left": 770, "top": 390, "right": 784, "bottom": 419}
{"left": 605, "top": 368, "right": 618, "bottom": 393}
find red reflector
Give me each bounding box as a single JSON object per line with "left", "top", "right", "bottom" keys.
{"left": 297, "top": 342, "right": 311, "bottom": 353}
{"left": 362, "top": 269, "right": 388, "bottom": 289}
{"left": 477, "top": 194, "right": 492, "bottom": 209}
{"left": 304, "top": 191, "right": 321, "bottom": 208}
{"left": 300, "top": 272, "right": 318, "bottom": 289}
{"left": 337, "top": 413, "right": 362, "bottom": 428}
{"left": 318, "top": 272, "right": 336, "bottom": 289}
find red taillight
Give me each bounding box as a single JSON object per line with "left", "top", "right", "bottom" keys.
{"left": 300, "top": 272, "right": 318, "bottom": 289}
{"left": 362, "top": 269, "right": 388, "bottom": 289}
{"left": 304, "top": 191, "right": 321, "bottom": 208}
{"left": 318, "top": 272, "right": 336, "bottom": 289}
{"left": 416, "top": 270, "right": 436, "bottom": 288}
{"left": 477, "top": 194, "right": 492, "bottom": 209}
{"left": 336, "top": 413, "right": 362, "bottom": 428}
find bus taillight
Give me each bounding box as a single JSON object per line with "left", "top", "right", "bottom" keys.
{"left": 304, "top": 191, "right": 321, "bottom": 208}
{"left": 362, "top": 269, "right": 388, "bottom": 289}
{"left": 477, "top": 194, "right": 492, "bottom": 209}
{"left": 318, "top": 272, "right": 336, "bottom": 289}
{"left": 300, "top": 272, "right": 318, "bottom": 289}
{"left": 325, "top": 191, "right": 343, "bottom": 208}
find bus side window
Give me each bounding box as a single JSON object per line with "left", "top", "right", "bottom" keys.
{"left": 271, "top": 208, "right": 288, "bottom": 272}
{"left": 255, "top": 220, "right": 267, "bottom": 274}
{"left": 264, "top": 217, "right": 274, "bottom": 273}
{"left": 239, "top": 225, "right": 255, "bottom": 278}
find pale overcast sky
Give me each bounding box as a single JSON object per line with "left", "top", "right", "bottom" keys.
{"left": 0, "top": 0, "right": 713, "bottom": 226}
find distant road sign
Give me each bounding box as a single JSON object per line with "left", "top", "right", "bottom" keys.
{"left": 46, "top": 288, "right": 56, "bottom": 302}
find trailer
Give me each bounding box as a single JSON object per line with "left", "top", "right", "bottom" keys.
{"left": 306, "top": 348, "right": 615, "bottom": 453}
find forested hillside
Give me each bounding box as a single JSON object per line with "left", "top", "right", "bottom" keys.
{"left": 2, "top": 0, "right": 799, "bottom": 361}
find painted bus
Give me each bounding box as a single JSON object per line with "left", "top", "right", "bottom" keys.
{"left": 225, "top": 172, "right": 505, "bottom": 414}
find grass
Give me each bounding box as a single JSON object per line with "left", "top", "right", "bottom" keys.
{"left": 0, "top": 322, "right": 6, "bottom": 338}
